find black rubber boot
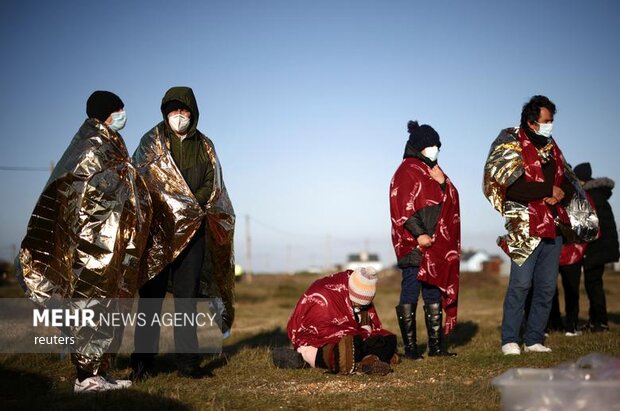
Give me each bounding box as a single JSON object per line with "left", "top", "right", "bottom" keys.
{"left": 176, "top": 353, "right": 206, "bottom": 379}
{"left": 424, "top": 303, "right": 456, "bottom": 357}
{"left": 395, "top": 304, "right": 423, "bottom": 360}
{"left": 129, "top": 353, "right": 154, "bottom": 382}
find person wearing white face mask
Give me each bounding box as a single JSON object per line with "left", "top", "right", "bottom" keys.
{"left": 131, "top": 86, "right": 235, "bottom": 381}
{"left": 390, "top": 120, "right": 461, "bottom": 360}
{"left": 483, "top": 95, "right": 598, "bottom": 356}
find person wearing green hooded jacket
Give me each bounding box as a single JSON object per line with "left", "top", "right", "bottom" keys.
{"left": 130, "top": 86, "right": 235, "bottom": 380}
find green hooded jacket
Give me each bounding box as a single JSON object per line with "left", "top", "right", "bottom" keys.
{"left": 161, "top": 86, "right": 213, "bottom": 205}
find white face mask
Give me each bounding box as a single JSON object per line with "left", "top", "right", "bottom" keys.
{"left": 536, "top": 122, "right": 553, "bottom": 138}
{"left": 168, "top": 113, "right": 190, "bottom": 134}
{"left": 422, "top": 146, "right": 439, "bottom": 162}
{"left": 108, "top": 110, "right": 126, "bottom": 131}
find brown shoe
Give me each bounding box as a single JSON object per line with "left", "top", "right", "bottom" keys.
{"left": 389, "top": 353, "right": 401, "bottom": 365}
{"left": 357, "top": 355, "right": 393, "bottom": 376}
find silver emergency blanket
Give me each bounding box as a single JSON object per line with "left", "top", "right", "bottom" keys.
{"left": 133, "top": 124, "right": 236, "bottom": 328}
{"left": 16, "top": 119, "right": 152, "bottom": 373}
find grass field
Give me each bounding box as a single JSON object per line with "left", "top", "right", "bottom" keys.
{"left": 1, "top": 269, "right": 619, "bottom": 410}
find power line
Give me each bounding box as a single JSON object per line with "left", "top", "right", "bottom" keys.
{"left": 250, "top": 216, "right": 349, "bottom": 242}
{"left": 249, "top": 215, "right": 383, "bottom": 247}
{"left": 249, "top": 216, "right": 309, "bottom": 238}
{"left": 0, "top": 166, "right": 50, "bottom": 172}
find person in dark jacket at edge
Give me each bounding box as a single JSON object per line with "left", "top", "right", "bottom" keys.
{"left": 537, "top": 190, "right": 595, "bottom": 337}
{"left": 390, "top": 121, "right": 461, "bottom": 359}
{"left": 131, "top": 86, "right": 224, "bottom": 380}
{"left": 574, "top": 162, "right": 619, "bottom": 332}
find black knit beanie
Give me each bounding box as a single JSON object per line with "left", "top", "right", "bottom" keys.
{"left": 162, "top": 100, "right": 191, "bottom": 116}
{"left": 574, "top": 162, "right": 592, "bottom": 182}
{"left": 86, "top": 91, "right": 124, "bottom": 122}
{"left": 407, "top": 120, "right": 441, "bottom": 151}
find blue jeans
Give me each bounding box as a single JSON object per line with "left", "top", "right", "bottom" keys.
{"left": 399, "top": 266, "right": 441, "bottom": 306}
{"left": 501, "top": 236, "right": 562, "bottom": 346}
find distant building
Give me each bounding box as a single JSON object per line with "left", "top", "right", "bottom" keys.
{"left": 345, "top": 251, "right": 383, "bottom": 272}
{"left": 460, "top": 250, "right": 489, "bottom": 272}
{"left": 460, "top": 250, "right": 503, "bottom": 274}
{"left": 234, "top": 264, "right": 244, "bottom": 281}
{"left": 306, "top": 265, "right": 324, "bottom": 274}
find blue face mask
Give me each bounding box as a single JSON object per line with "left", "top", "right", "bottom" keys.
{"left": 108, "top": 110, "right": 126, "bottom": 131}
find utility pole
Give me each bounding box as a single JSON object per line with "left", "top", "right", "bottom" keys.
{"left": 325, "top": 234, "right": 331, "bottom": 273}
{"left": 245, "top": 214, "right": 252, "bottom": 283}
{"left": 286, "top": 244, "right": 292, "bottom": 275}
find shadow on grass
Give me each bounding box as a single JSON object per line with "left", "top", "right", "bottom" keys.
{"left": 213, "top": 321, "right": 479, "bottom": 366}
{"left": 227, "top": 327, "right": 290, "bottom": 351}
{"left": 115, "top": 328, "right": 291, "bottom": 376}
{"left": 112, "top": 328, "right": 290, "bottom": 378}
{"left": 0, "top": 366, "right": 52, "bottom": 408}
{"left": 118, "top": 321, "right": 481, "bottom": 376}
{"left": 181, "top": 327, "right": 290, "bottom": 374}
{"left": 0, "top": 365, "right": 191, "bottom": 410}
{"left": 448, "top": 320, "right": 479, "bottom": 348}
{"left": 416, "top": 320, "right": 479, "bottom": 353}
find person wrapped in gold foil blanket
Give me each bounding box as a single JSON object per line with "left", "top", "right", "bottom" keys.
{"left": 16, "top": 91, "right": 152, "bottom": 393}
{"left": 130, "top": 86, "right": 235, "bottom": 379}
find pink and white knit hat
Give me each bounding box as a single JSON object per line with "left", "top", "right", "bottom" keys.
{"left": 348, "top": 267, "right": 378, "bottom": 305}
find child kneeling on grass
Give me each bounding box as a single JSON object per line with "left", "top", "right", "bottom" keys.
{"left": 274, "top": 267, "right": 398, "bottom": 375}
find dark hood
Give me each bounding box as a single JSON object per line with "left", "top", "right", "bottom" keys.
{"left": 160, "top": 86, "right": 200, "bottom": 136}
{"left": 403, "top": 140, "right": 437, "bottom": 167}
{"left": 574, "top": 162, "right": 593, "bottom": 182}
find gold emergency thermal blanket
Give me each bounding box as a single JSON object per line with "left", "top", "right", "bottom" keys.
{"left": 16, "top": 119, "right": 152, "bottom": 373}
{"left": 133, "top": 124, "right": 236, "bottom": 328}
{"left": 483, "top": 128, "right": 598, "bottom": 265}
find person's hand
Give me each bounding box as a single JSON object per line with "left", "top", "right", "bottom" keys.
{"left": 417, "top": 234, "right": 433, "bottom": 248}
{"left": 359, "top": 310, "right": 371, "bottom": 326}
{"left": 544, "top": 196, "right": 559, "bottom": 205}
{"left": 429, "top": 166, "right": 445, "bottom": 184}
{"left": 552, "top": 186, "right": 565, "bottom": 202}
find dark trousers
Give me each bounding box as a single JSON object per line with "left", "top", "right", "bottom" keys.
{"left": 559, "top": 263, "right": 582, "bottom": 331}
{"left": 132, "top": 230, "right": 205, "bottom": 366}
{"left": 315, "top": 334, "right": 397, "bottom": 368}
{"left": 584, "top": 264, "right": 608, "bottom": 325}
{"left": 352, "top": 334, "right": 397, "bottom": 363}
{"left": 399, "top": 266, "right": 441, "bottom": 306}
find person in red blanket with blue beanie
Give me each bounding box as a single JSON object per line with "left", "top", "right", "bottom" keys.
{"left": 390, "top": 120, "right": 461, "bottom": 359}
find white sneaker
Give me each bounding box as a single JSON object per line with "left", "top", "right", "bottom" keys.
{"left": 501, "top": 343, "right": 521, "bottom": 355}
{"left": 74, "top": 375, "right": 130, "bottom": 393}
{"left": 524, "top": 343, "right": 552, "bottom": 353}
{"left": 565, "top": 330, "right": 582, "bottom": 337}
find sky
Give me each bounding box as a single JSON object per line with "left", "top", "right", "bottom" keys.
{"left": 0, "top": 0, "right": 619, "bottom": 273}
